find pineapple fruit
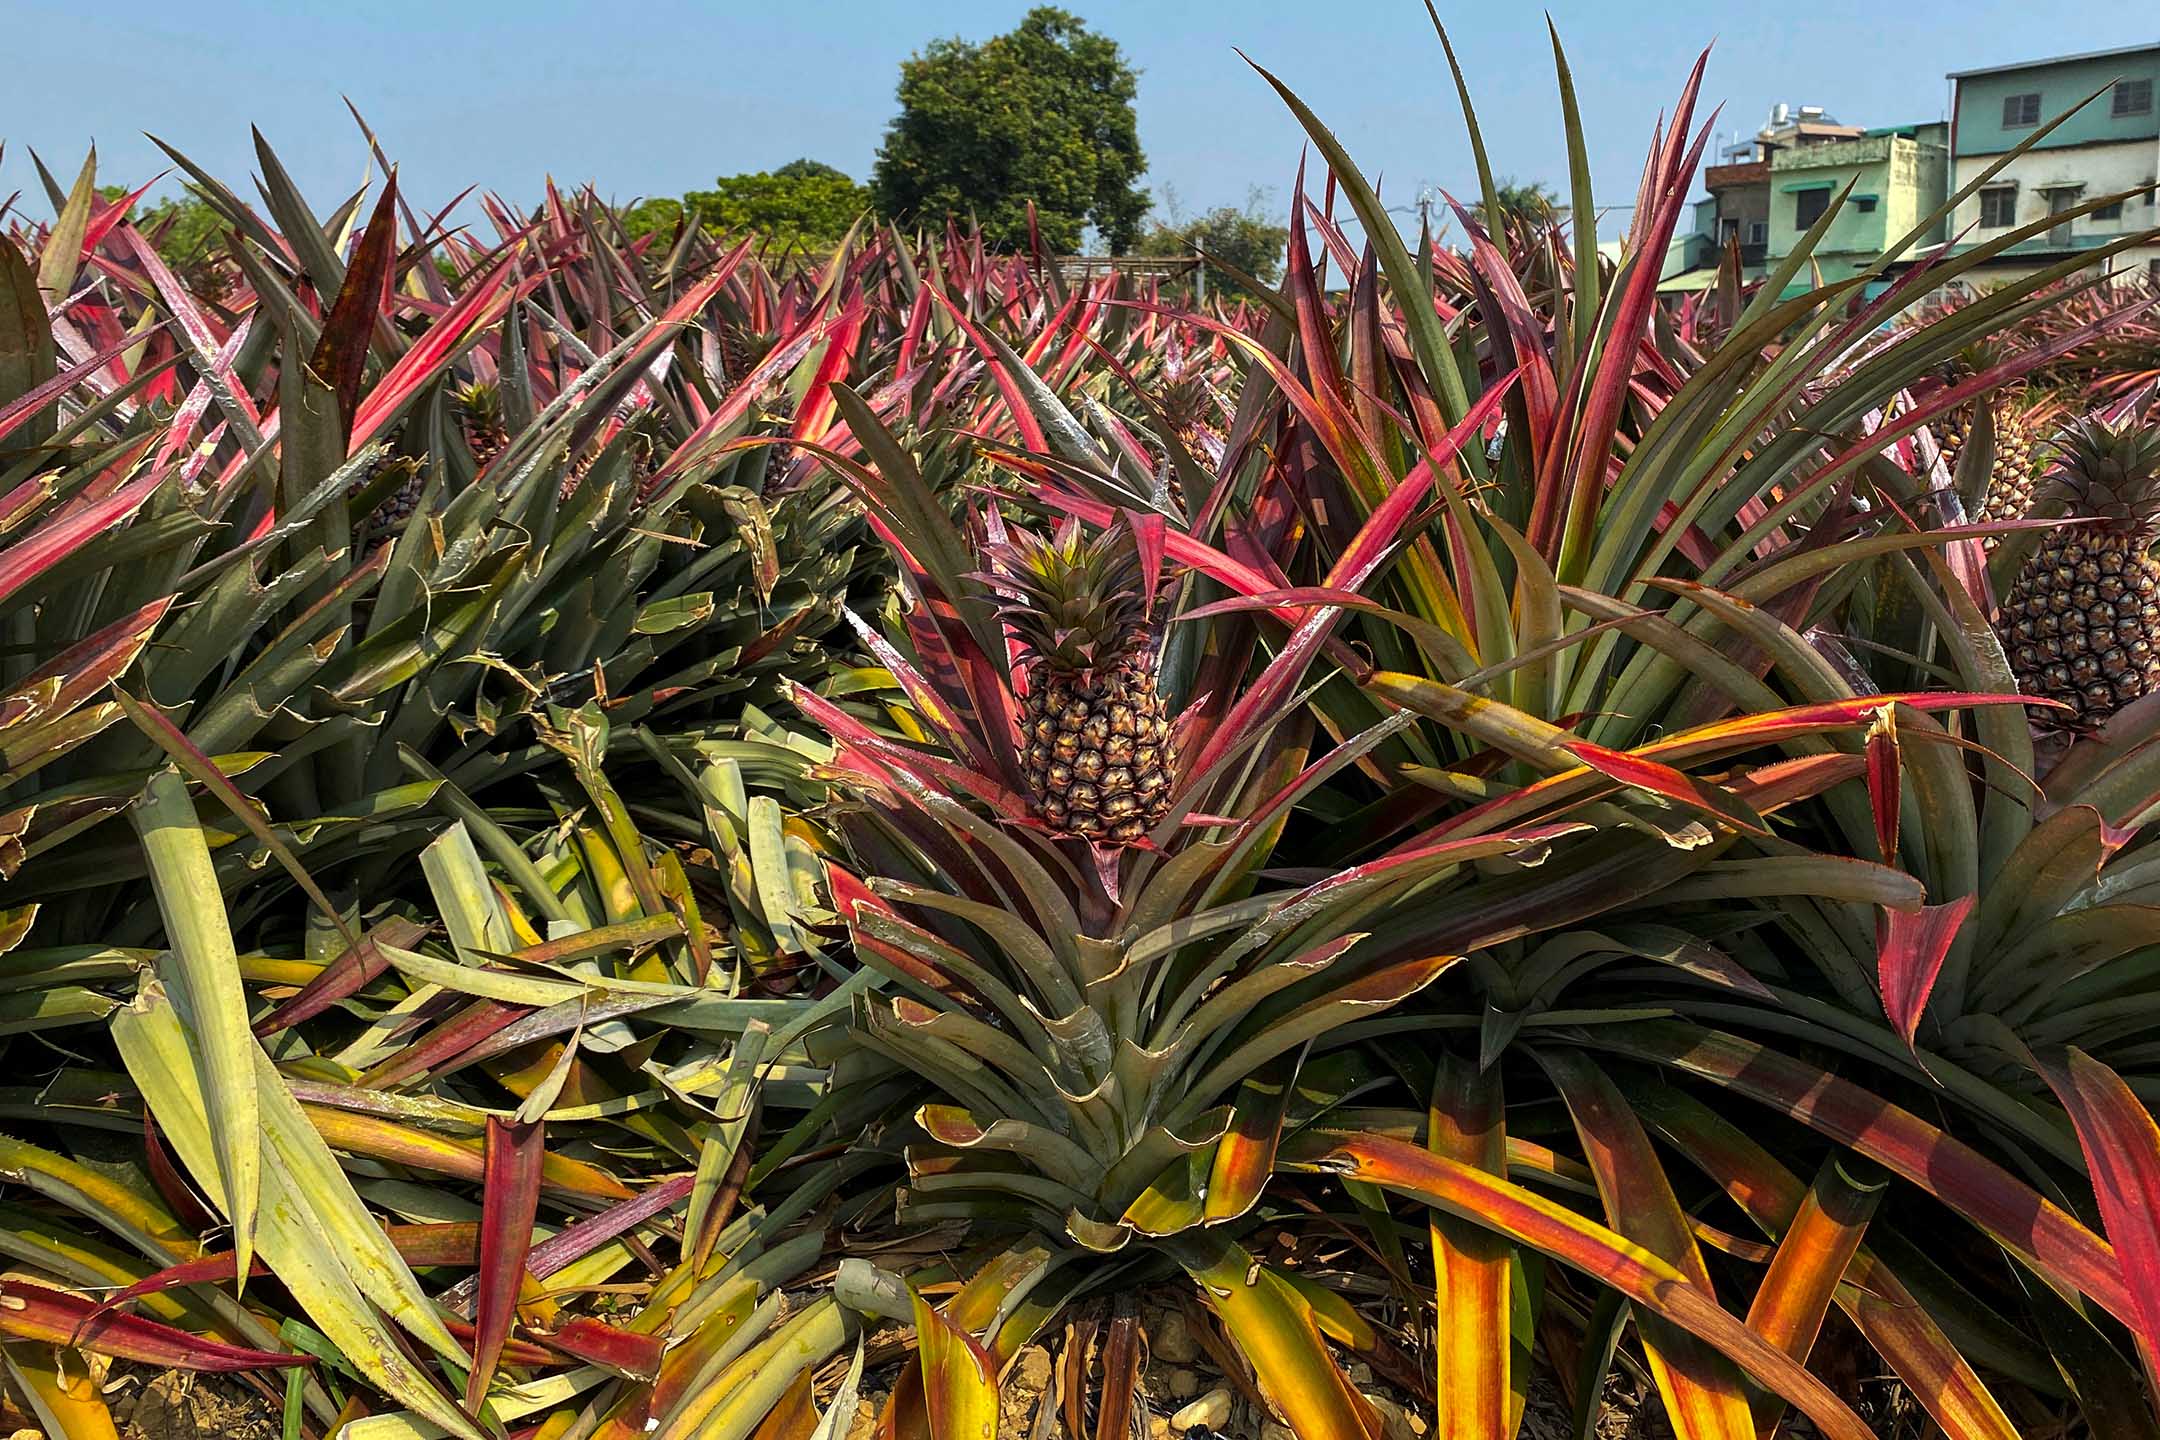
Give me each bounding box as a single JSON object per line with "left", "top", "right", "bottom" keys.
{"left": 1919, "top": 351, "right": 2052, "bottom": 543}
{"left": 980, "top": 520, "right": 1175, "bottom": 844}
{"left": 1998, "top": 417, "right": 2160, "bottom": 727}
{"left": 351, "top": 452, "right": 427, "bottom": 531}
{"left": 1147, "top": 332, "right": 1221, "bottom": 512}
{"left": 456, "top": 379, "right": 656, "bottom": 498}
{"left": 455, "top": 380, "right": 511, "bottom": 471}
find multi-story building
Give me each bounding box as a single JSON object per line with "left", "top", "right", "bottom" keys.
{"left": 1701, "top": 104, "right": 1863, "bottom": 279}
{"left": 1946, "top": 42, "right": 2160, "bottom": 286}
{"left": 1765, "top": 123, "right": 1950, "bottom": 297}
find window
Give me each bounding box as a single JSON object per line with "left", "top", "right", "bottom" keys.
{"left": 2094, "top": 199, "right": 2125, "bottom": 222}
{"left": 1979, "top": 186, "right": 2018, "bottom": 227}
{"left": 2114, "top": 79, "right": 2154, "bottom": 117}
{"left": 2002, "top": 92, "right": 2042, "bottom": 127}
{"left": 1794, "top": 188, "right": 1830, "bottom": 227}
{"left": 1855, "top": 196, "right": 1879, "bottom": 212}
{"left": 1748, "top": 221, "right": 1768, "bottom": 246}
{"left": 2045, "top": 185, "right": 2082, "bottom": 246}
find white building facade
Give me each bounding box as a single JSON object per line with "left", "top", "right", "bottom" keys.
{"left": 1947, "top": 43, "right": 2160, "bottom": 288}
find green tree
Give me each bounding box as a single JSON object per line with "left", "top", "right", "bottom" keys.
{"left": 1493, "top": 177, "right": 1560, "bottom": 224}
{"left": 99, "top": 185, "right": 231, "bottom": 295}
{"left": 872, "top": 7, "right": 1147, "bottom": 254}
{"left": 1136, "top": 191, "right": 1287, "bottom": 302}
{"left": 626, "top": 160, "right": 871, "bottom": 252}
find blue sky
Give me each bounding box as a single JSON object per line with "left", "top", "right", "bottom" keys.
{"left": 0, "top": 1, "right": 2146, "bottom": 244}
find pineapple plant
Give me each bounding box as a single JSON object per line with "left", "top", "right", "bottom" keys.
{"left": 979, "top": 519, "right": 1175, "bottom": 844}
{"left": 1998, "top": 415, "right": 2160, "bottom": 726}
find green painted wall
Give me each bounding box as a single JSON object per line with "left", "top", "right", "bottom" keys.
{"left": 1765, "top": 131, "right": 1948, "bottom": 285}
{"left": 1954, "top": 47, "right": 2160, "bottom": 155}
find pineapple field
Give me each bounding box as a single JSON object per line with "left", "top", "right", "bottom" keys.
{"left": 6, "top": 17, "right": 2160, "bottom": 1440}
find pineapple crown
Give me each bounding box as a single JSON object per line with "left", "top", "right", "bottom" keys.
{"left": 1940, "top": 339, "right": 2025, "bottom": 397}
{"left": 455, "top": 380, "right": 504, "bottom": 425}
{"left": 2050, "top": 416, "right": 2160, "bottom": 536}
{"left": 974, "top": 518, "right": 1158, "bottom": 675}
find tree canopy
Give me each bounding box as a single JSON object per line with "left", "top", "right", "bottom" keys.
{"left": 1493, "top": 177, "right": 1560, "bottom": 224}
{"left": 624, "top": 159, "right": 871, "bottom": 252}
{"left": 1136, "top": 195, "right": 1287, "bottom": 302}
{"left": 872, "top": 7, "right": 1147, "bottom": 255}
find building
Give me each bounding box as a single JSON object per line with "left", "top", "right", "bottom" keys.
{"left": 1701, "top": 105, "right": 1864, "bottom": 279}
{"left": 1765, "top": 123, "right": 1950, "bottom": 298}
{"left": 1946, "top": 42, "right": 2160, "bottom": 286}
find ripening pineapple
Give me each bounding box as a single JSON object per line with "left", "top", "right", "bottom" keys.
{"left": 1145, "top": 338, "right": 1222, "bottom": 515}
{"left": 717, "top": 320, "right": 762, "bottom": 397}
{"left": 980, "top": 520, "right": 1175, "bottom": 845}
{"left": 1973, "top": 401, "right": 2049, "bottom": 545}
{"left": 1998, "top": 417, "right": 2160, "bottom": 727}
{"left": 354, "top": 453, "right": 427, "bottom": 530}
{"left": 455, "top": 381, "right": 510, "bottom": 471}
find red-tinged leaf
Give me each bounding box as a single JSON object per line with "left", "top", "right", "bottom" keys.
{"left": 0, "top": 466, "right": 165, "bottom": 610}
{"left": 1537, "top": 1050, "right": 1754, "bottom": 1440}
{"left": 0, "top": 322, "right": 170, "bottom": 446}
{"left": 1203, "top": 1051, "right": 1301, "bottom": 1223}
{"left": 252, "top": 916, "right": 427, "bottom": 1036}
{"left": 142, "top": 1112, "right": 215, "bottom": 1233}
{"left": 927, "top": 287, "right": 1047, "bottom": 453}
{"left": 1326, "top": 373, "right": 1515, "bottom": 595}
{"left": 112, "top": 223, "right": 259, "bottom": 432}
{"left": 350, "top": 248, "right": 521, "bottom": 449}
{"left": 1549, "top": 54, "right": 1714, "bottom": 584}
{"left": 526, "top": 1173, "right": 693, "bottom": 1282}
{"left": 1723, "top": 753, "right": 1867, "bottom": 814}
{"left": 1590, "top": 1021, "right": 2134, "bottom": 1324}
{"left": 1282, "top": 1130, "right": 1874, "bottom": 1440}
{"left": 103, "top": 1221, "right": 488, "bottom": 1316}
{"left": 438, "top": 1318, "right": 554, "bottom": 1371}
{"left": 303, "top": 1103, "right": 630, "bottom": 1200}
{"left": 1179, "top": 585, "right": 1375, "bottom": 621}
{"left": 310, "top": 174, "right": 400, "bottom": 440}
{"left": 1744, "top": 1157, "right": 1885, "bottom": 1436}
{"left": 1877, "top": 896, "right": 1974, "bottom": 1048}
{"left": 646, "top": 301, "right": 847, "bottom": 493}
{"left": 1866, "top": 708, "right": 1900, "bottom": 863}
{"left": 468, "top": 1117, "right": 545, "bottom": 1413}
{"left": 1636, "top": 1085, "right": 2025, "bottom": 1440}
{"left": 1560, "top": 739, "right": 1766, "bottom": 836}
{"left": 1172, "top": 1229, "right": 1378, "bottom": 1440}
{"left": 1429, "top": 1055, "right": 1509, "bottom": 1440}
{"left": 357, "top": 997, "right": 528, "bottom": 1090}
{"left": 0, "top": 1280, "right": 305, "bottom": 1372}
{"left": 1636, "top": 687, "right": 2055, "bottom": 756}
{"left": 535, "top": 1316, "right": 663, "bottom": 1383}
{"left": 909, "top": 1287, "right": 998, "bottom": 1440}
{"left": 81, "top": 176, "right": 165, "bottom": 256}
{"left": 2034, "top": 1046, "right": 2160, "bottom": 1394}
{"left": 1125, "top": 508, "right": 1167, "bottom": 623}
{"left": 6, "top": 596, "right": 171, "bottom": 716}
{"left": 791, "top": 288, "right": 866, "bottom": 444}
